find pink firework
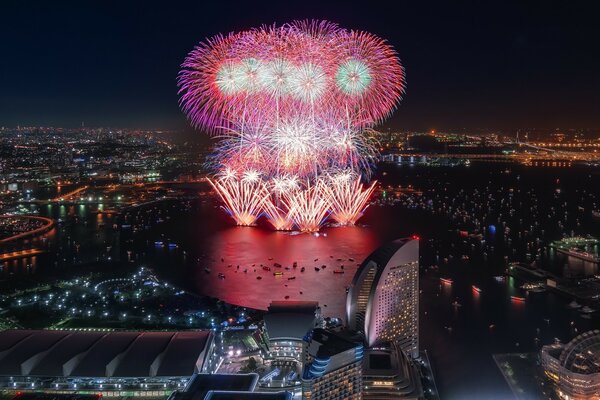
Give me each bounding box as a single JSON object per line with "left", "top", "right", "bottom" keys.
{"left": 178, "top": 20, "right": 404, "bottom": 133}
{"left": 179, "top": 20, "right": 404, "bottom": 231}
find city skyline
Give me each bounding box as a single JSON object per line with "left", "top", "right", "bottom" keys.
{"left": 2, "top": 1, "right": 600, "bottom": 130}
{"left": 2, "top": 3, "right": 600, "bottom": 399}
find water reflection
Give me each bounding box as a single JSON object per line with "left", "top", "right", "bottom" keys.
{"left": 190, "top": 225, "right": 379, "bottom": 317}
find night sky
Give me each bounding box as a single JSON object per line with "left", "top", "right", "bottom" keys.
{"left": 1, "top": 1, "right": 599, "bottom": 131}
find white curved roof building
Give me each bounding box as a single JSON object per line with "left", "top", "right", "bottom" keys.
{"left": 346, "top": 238, "right": 419, "bottom": 358}
{"left": 542, "top": 329, "right": 600, "bottom": 399}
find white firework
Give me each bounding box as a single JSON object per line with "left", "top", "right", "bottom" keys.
{"left": 288, "top": 62, "right": 327, "bottom": 103}
{"left": 216, "top": 62, "right": 244, "bottom": 95}
{"left": 258, "top": 59, "right": 294, "bottom": 98}
{"left": 242, "top": 169, "right": 261, "bottom": 183}
{"left": 235, "top": 58, "right": 262, "bottom": 93}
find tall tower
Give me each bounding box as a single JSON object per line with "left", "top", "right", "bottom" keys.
{"left": 301, "top": 329, "right": 363, "bottom": 400}
{"left": 346, "top": 238, "right": 419, "bottom": 358}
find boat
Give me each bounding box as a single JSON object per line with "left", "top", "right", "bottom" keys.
{"left": 274, "top": 263, "right": 282, "bottom": 268}
{"left": 568, "top": 301, "right": 582, "bottom": 309}
{"left": 287, "top": 277, "right": 296, "bottom": 280}
{"left": 204, "top": 268, "right": 211, "bottom": 274}
{"left": 218, "top": 273, "right": 226, "bottom": 279}
{"left": 256, "top": 276, "right": 262, "bottom": 280}
{"left": 472, "top": 285, "right": 482, "bottom": 293}
{"left": 556, "top": 248, "right": 599, "bottom": 263}
{"left": 521, "top": 282, "right": 546, "bottom": 293}
{"left": 452, "top": 300, "right": 462, "bottom": 307}
{"left": 580, "top": 306, "right": 596, "bottom": 314}
{"left": 262, "top": 266, "right": 271, "bottom": 271}
{"left": 314, "top": 267, "right": 320, "bottom": 272}
{"left": 510, "top": 296, "right": 526, "bottom": 302}
{"left": 284, "top": 295, "right": 290, "bottom": 299}
{"left": 333, "top": 270, "right": 344, "bottom": 274}
{"left": 273, "top": 271, "right": 283, "bottom": 277}
{"left": 440, "top": 278, "right": 453, "bottom": 285}
{"left": 300, "top": 267, "right": 305, "bottom": 272}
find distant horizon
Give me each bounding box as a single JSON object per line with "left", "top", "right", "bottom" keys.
{"left": 3, "top": 124, "right": 600, "bottom": 134}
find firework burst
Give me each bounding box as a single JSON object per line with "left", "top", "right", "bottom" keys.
{"left": 179, "top": 20, "right": 403, "bottom": 231}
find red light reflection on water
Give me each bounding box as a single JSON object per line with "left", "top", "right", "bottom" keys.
{"left": 194, "top": 225, "right": 379, "bottom": 318}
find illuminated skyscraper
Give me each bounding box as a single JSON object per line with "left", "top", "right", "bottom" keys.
{"left": 346, "top": 238, "right": 419, "bottom": 358}
{"left": 301, "top": 329, "right": 364, "bottom": 400}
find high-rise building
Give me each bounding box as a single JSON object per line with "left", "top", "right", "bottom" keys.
{"left": 362, "top": 342, "right": 424, "bottom": 399}
{"left": 260, "top": 301, "right": 321, "bottom": 395}
{"left": 301, "top": 328, "right": 364, "bottom": 400}
{"left": 346, "top": 238, "right": 419, "bottom": 358}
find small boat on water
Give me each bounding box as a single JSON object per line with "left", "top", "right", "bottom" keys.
{"left": 440, "top": 278, "right": 453, "bottom": 285}
{"left": 568, "top": 300, "right": 582, "bottom": 309}
{"left": 218, "top": 273, "right": 226, "bottom": 279}
{"left": 511, "top": 296, "right": 526, "bottom": 302}
{"left": 300, "top": 267, "right": 305, "bottom": 272}
{"left": 273, "top": 271, "right": 283, "bottom": 277}
{"left": 472, "top": 285, "right": 482, "bottom": 293}
{"left": 452, "top": 300, "right": 462, "bottom": 307}
{"left": 314, "top": 267, "right": 320, "bottom": 272}
{"left": 580, "top": 306, "right": 596, "bottom": 314}
{"left": 287, "top": 276, "right": 296, "bottom": 280}
{"left": 333, "top": 270, "right": 344, "bottom": 274}
{"left": 256, "top": 276, "right": 262, "bottom": 280}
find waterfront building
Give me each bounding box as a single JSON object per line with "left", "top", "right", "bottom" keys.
{"left": 541, "top": 329, "right": 600, "bottom": 399}
{"left": 301, "top": 328, "right": 364, "bottom": 400}
{"left": 259, "top": 301, "right": 321, "bottom": 395}
{"left": 362, "top": 343, "right": 423, "bottom": 399}
{"left": 263, "top": 301, "right": 321, "bottom": 363}
{"left": 346, "top": 238, "right": 419, "bottom": 358}
{"left": 0, "top": 329, "right": 217, "bottom": 397}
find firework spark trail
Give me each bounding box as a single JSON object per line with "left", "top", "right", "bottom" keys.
{"left": 282, "top": 181, "right": 331, "bottom": 232}
{"left": 262, "top": 196, "right": 294, "bottom": 231}
{"left": 208, "top": 177, "right": 268, "bottom": 226}
{"left": 324, "top": 174, "right": 378, "bottom": 226}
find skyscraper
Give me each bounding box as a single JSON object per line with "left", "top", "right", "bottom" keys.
{"left": 301, "top": 328, "right": 364, "bottom": 400}
{"left": 346, "top": 238, "right": 419, "bottom": 358}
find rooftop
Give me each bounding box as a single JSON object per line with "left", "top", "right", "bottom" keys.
{"left": 0, "top": 329, "right": 212, "bottom": 378}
